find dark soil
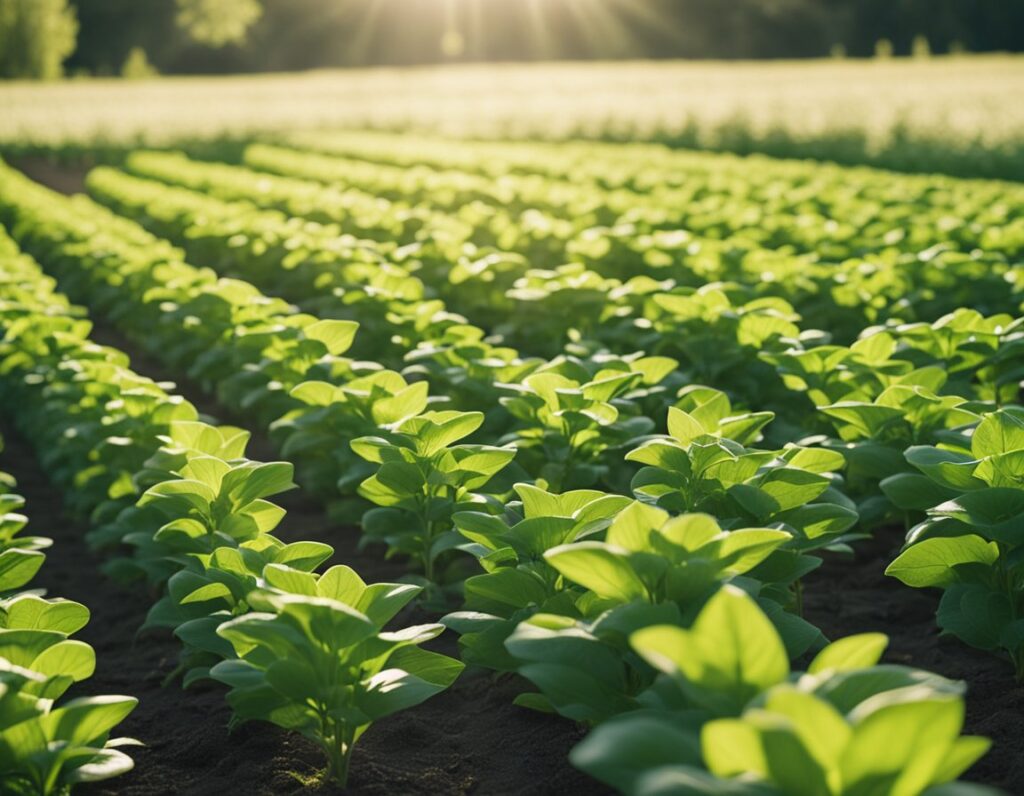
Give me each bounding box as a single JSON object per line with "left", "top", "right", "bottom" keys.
{"left": 7, "top": 156, "right": 89, "bottom": 195}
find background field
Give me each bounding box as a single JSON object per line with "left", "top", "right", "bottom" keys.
{"left": 3, "top": 55, "right": 1024, "bottom": 179}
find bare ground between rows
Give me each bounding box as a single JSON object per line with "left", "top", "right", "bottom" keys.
{"left": 7, "top": 156, "right": 89, "bottom": 196}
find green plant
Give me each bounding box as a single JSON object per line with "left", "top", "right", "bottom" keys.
{"left": 571, "top": 586, "right": 994, "bottom": 796}
{"left": 885, "top": 407, "right": 1024, "bottom": 678}
{"left": 353, "top": 410, "right": 516, "bottom": 583}
{"left": 443, "top": 483, "right": 632, "bottom": 670}
{"left": 270, "top": 370, "right": 429, "bottom": 521}
{"left": 211, "top": 577, "right": 464, "bottom": 787}
{"left": 500, "top": 354, "right": 677, "bottom": 492}
{"left": 627, "top": 389, "right": 860, "bottom": 606}
{"left": 492, "top": 501, "right": 824, "bottom": 723}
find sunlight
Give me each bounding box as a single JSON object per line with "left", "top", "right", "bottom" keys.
{"left": 428, "top": 0, "right": 644, "bottom": 61}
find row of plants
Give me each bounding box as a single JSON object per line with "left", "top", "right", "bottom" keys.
{"left": 1, "top": 161, "right": 860, "bottom": 603}
{"left": 85, "top": 159, "right": 1024, "bottom": 476}
{"left": 0, "top": 228, "right": 139, "bottom": 795}
{"left": 0, "top": 437, "right": 139, "bottom": 796}
{"left": 10, "top": 158, "right": 1024, "bottom": 684}
{"left": 111, "top": 150, "right": 1023, "bottom": 350}
{"left": 262, "top": 135, "right": 1024, "bottom": 261}
{"left": 131, "top": 148, "right": 1024, "bottom": 694}
{"left": 0, "top": 217, "right": 1002, "bottom": 795}
{"left": 285, "top": 128, "right": 1024, "bottom": 201}
{"left": 14, "top": 154, "right": 1024, "bottom": 600}
{"left": 8, "top": 149, "right": 1024, "bottom": 786}
{"left": 0, "top": 225, "right": 464, "bottom": 789}
{"left": 9, "top": 159, "right": 916, "bottom": 555}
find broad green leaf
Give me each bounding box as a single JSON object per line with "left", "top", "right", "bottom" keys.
{"left": 886, "top": 536, "right": 998, "bottom": 588}
{"left": 303, "top": 319, "right": 359, "bottom": 355}
{"left": 544, "top": 542, "right": 647, "bottom": 602}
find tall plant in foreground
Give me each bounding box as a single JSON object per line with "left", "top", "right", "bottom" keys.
{"left": 572, "top": 586, "right": 996, "bottom": 796}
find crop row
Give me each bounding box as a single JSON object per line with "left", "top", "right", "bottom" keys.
{"left": 0, "top": 220, "right": 1000, "bottom": 796}
{"left": 0, "top": 153, "right": 1020, "bottom": 792}
{"left": 80, "top": 159, "right": 1024, "bottom": 500}
{"left": 106, "top": 150, "right": 1023, "bottom": 351}
{"left": 9, "top": 156, "right": 1024, "bottom": 670}
{"left": 264, "top": 135, "right": 1024, "bottom": 261}
{"left": 0, "top": 228, "right": 140, "bottom": 795}
{"left": 0, "top": 224, "right": 466, "bottom": 788}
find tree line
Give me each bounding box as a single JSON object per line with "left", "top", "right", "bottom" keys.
{"left": 2, "top": 0, "right": 1022, "bottom": 80}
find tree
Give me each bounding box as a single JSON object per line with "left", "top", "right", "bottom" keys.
{"left": 176, "top": 0, "right": 261, "bottom": 47}
{"left": 0, "top": 0, "right": 78, "bottom": 79}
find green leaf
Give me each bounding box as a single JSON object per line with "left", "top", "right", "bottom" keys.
{"left": 631, "top": 586, "right": 788, "bottom": 713}
{"left": 842, "top": 697, "right": 965, "bottom": 796}
{"left": 937, "top": 584, "right": 1013, "bottom": 651}
{"left": 544, "top": 542, "right": 647, "bottom": 602}
{"left": 668, "top": 407, "right": 707, "bottom": 445}
{"left": 881, "top": 473, "right": 955, "bottom": 511}
{"left": 570, "top": 712, "right": 703, "bottom": 794}
{"left": 702, "top": 718, "right": 768, "bottom": 778}
{"left": 43, "top": 695, "right": 138, "bottom": 746}
{"left": 222, "top": 462, "right": 296, "bottom": 507}
{"left": 905, "top": 447, "right": 984, "bottom": 492}
{"left": 971, "top": 410, "right": 1024, "bottom": 459}
{"left": 303, "top": 319, "right": 359, "bottom": 355}
{"left": 808, "top": 633, "right": 888, "bottom": 674}
{"left": 886, "top": 536, "right": 998, "bottom": 588}
{"left": 606, "top": 501, "right": 668, "bottom": 552}
{"left": 0, "top": 548, "right": 45, "bottom": 592}
{"left": 290, "top": 380, "right": 338, "bottom": 406}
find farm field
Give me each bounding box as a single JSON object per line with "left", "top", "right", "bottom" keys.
{"left": 1, "top": 56, "right": 1024, "bottom": 179}
{"left": 1, "top": 118, "right": 1023, "bottom": 796}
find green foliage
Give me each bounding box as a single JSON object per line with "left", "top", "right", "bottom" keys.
{"left": 0, "top": 117, "right": 1019, "bottom": 795}
{"left": 176, "top": 0, "right": 261, "bottom": 47}
{"left": 0, "top": 224, "right": 458, "bottom": 790}
{"left": 213, "top": 581, "right": 463, "bottom": 787}
{"left": 499, "top": 353, "right": 677, "bottom": 492}
{"left": 353, "top": 410, "right": 516, "bottom": 582}
{"left": 0, "top": 429, "right": 137, "bottom": 794}
{"left": 571, "top": 586, "right": 994, "bottom": 796}
{"left": 885, "top": 408, "right": 1024, "bottom": 678}
{"left": 453, "top": 501, "right": 822, "bottom": 722}
{"left": 0, "top": 0, "right": 77, "bottom": 80}
{"left": 270, "top": 369, "right": 429, "bottom": 520}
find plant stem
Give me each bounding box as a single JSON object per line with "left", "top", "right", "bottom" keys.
{"left": 323, "top": 724, "right": 355, "bottom": 787}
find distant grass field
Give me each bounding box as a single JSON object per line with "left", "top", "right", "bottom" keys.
{"left": 2, "top": 56, "right": 1023, "bottom": 178}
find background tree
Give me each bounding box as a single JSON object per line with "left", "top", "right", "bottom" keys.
{"left": 0, "top": 0, "right": 77, "bottom": 79}
{"left": 58, "top": 0, "right": 1024, "bottom": 77}
{"left": 176, "top": 0, "right": 262, "bottom": 47}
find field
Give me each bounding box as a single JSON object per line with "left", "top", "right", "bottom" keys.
{"left": 0, "top": 58, "right": 1023, "bottom": 796}
{"left": 1, "top": 56, "right": 1024, "bottom": 178}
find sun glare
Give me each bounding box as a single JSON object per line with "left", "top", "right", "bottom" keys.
{"left": 403, "top": 0, "right": 664, "bottom": 61}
